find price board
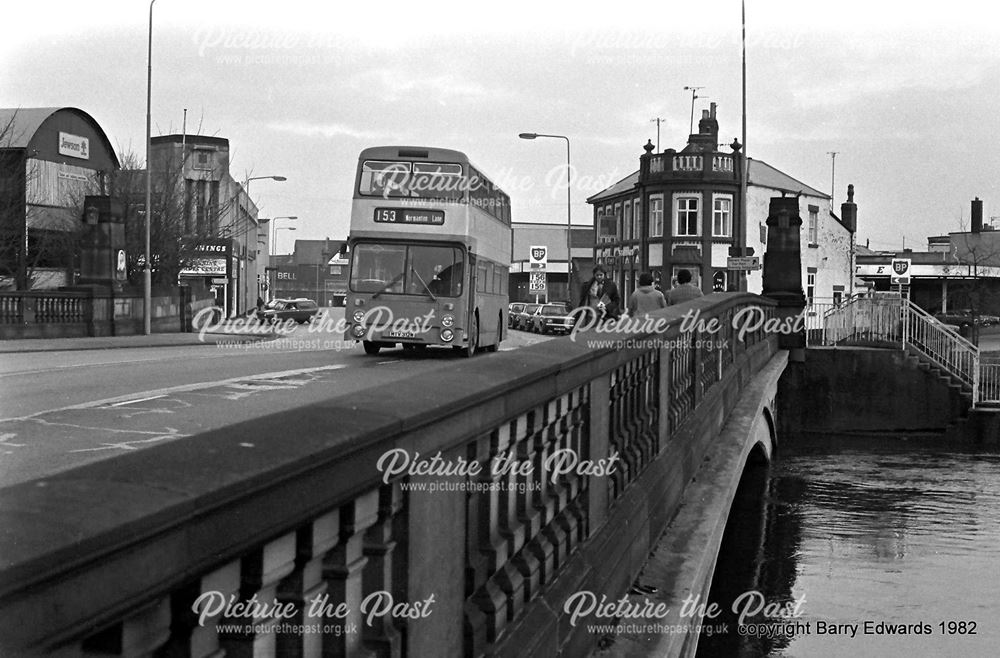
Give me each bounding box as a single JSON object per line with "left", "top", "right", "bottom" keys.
{"left": 529, "top": 271, "right": 547, "bottom": 294}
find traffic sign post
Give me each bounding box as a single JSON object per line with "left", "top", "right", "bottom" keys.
{"left": 726, "top": 256, "right": 761, "bottom": 271}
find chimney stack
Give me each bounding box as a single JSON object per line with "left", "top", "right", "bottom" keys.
{"left": 972, "top": 197, "right": 983, "bottom": 233}
{"left": 696, "top": 103, "right": 720, "bottom": 145}
{"left": 840, "top": 184, "right": 857, "bottom": 233}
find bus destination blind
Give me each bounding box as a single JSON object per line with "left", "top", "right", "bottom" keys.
{"left": 374, "top": 208, "right": 445, "bottom": 226}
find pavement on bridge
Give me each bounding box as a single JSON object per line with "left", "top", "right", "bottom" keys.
{"left": 0, "top": 325, "right": 277, "bottom": 353}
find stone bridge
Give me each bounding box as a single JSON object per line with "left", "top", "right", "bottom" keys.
{"left": 0, "top": 292, "right": 785, "bottom": 657}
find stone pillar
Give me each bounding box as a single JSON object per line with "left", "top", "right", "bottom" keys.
{"left": 761, "top": 196, "right": 806, "bottom": 357}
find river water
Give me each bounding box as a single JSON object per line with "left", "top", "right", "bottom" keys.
{"left": 695, "top": 445, "right": 1000, "bottom": 658}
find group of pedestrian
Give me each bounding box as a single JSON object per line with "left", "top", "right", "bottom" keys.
{"left": 577, "top": 266, "right": 704, "bottom": 321}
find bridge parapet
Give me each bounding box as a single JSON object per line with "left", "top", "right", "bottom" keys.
{"left": 0, "top": 293, "right": 778, "bottom": 657}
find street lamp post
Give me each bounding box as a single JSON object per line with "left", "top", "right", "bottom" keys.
{"left": 144, "top": 0, "right": 157, "bottom": 335}
{"left": 241, "top": 176, "right": 286, "bottom": 314}
{"left": 274, "top": 227, "right": 297, "bottom": 299}
{"left": 269, "top": 216, "right": 298, "bottom": 256}
{"left": 519, "top": 132, "right": 573, "bottom": 302}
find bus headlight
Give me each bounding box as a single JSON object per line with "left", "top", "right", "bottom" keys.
{"left": 442, "top": 314, "right": 455, "bottom": 328}
{"left": 440, "top": 328, "right": 454, "bottom": 342}
{"left": 351, "top": 324, "right": 366, "bottom": 338}
{"left": 352, "top": 310, "right": 366, "bottom": 323}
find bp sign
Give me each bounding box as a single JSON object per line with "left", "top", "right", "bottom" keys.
{"left": 529, "top": 245, "right": 548, "bottom": 270}
{"left": 890, "top": 258, "right": 911, "bottom": 285}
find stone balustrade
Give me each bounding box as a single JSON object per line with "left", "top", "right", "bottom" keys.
{"left": 0, "top": 293, "right": 777, "bottom": 657}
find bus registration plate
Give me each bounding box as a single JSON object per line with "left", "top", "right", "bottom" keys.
{"left": 385, "top": 330, "right": 417, "bottom": 339}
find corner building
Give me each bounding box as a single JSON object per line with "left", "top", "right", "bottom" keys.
{"left": 587, "top": 105, "right": 854, "bottom": 301}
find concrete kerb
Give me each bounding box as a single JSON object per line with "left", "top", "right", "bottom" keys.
{"left": 0, "top": 331, "right": 279, "bottom": 353}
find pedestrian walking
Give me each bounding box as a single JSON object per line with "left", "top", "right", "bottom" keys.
{"left": 666, "top": 269, "right": 704, "bottom": 305}
{"left": 627, "top": 272, "right": 667, "bottom": 317}
{"left": 579, "top": 265, "right": 621, "bottom": 322}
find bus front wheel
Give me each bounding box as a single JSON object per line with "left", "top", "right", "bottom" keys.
{"left": 363, "top": 341, "right": 382, "bottom": 355}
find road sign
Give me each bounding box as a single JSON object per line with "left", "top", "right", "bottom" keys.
{"left": 529, "top": 245, "right": 548, "bottom": 270}
{"left": 890, "top": 258, "right": 911, "bottom": 284}
{"left": 727, "top": 256, "right": 761, "bottom": 271}
{"left": 529, "top": 271, "right": 547, "bottom": 294}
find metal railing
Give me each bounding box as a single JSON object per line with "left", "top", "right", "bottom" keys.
{"left": 904, "top": 301, "right": 978, "bottom": 393}
{"left": 805, "top": 294, "right": 1000, "bottom": 406}
{"left": 803, "top": 295, "right": 903, "bottom": 348}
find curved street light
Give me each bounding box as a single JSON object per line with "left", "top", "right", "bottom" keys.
{"left": 144, "top": 0, "right": 157, "bottom": 335}
{"left": 269, "top": 216, "right": 298, "bottom": 254}
{"left": 519, "top": 132, "right": 573, "bottom": 301}
{"left": 274, "top": 226, "right": 297, "bottom": 255}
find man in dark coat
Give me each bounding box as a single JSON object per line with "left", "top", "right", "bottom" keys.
{"left": 579, "top": 265, "right": 621, "bottom": 321}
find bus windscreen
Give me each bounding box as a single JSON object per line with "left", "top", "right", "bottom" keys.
{"left": 350, "top": 243, "right": 464, "bottom": 297}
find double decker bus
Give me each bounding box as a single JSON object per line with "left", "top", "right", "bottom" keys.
{"left": 344, "top": 146, "right": 512, "bottom": 356}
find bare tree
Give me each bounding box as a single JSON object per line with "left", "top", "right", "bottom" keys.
{"left": 946, "top": 228, "right": 1000, "bottom": 325}
{"left": 110, "top": 145, "right": 241, "bottom": 289}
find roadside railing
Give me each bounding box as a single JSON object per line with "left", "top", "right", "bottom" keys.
{"left": 805, "top": 294, "right": 1000, "bottom": 405}
{"left": 804, "top": 295, "right": 902, "bottom": 348}
{"left": 904, "top": 301, "right": 979, "bottom": 393}
{"left": 0, "top": 293, "right": 779, "bottom": 657}
{"left": 979, "top": 357, "right": 1000, "bottom": 406}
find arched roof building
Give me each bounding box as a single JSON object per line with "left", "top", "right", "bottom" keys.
{"left": 0, "top": 107, "right": 119, "bottom": 289}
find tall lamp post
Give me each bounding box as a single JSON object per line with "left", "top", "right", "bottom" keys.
{"left": 519, "top": 132, "right": 573, "bottom": 301}
{"left": 270, "top": 216, "right": 298, "bottom": 256}
{"left": 240, "top": 176, "right": 286, "bottom": 314}
{"left": 144, "top": 0, "right": 157, "bottom": 335}
{"left": 274, "top": 226, "right": 297, "bottom": 257}
{"left": 274, "top": 226, "right": 297, "bottom": 299}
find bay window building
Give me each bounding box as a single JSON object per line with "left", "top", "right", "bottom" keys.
{"left": 587, "top": 104, "right": 854, "bottom": 300}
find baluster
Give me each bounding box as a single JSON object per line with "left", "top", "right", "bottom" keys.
{"left": 158, "top": 559, "right": 241, "bottom": 657}
{"left": 322, "top": 491, "right": 379, "bottom": 658}
{"left": 521, "top": 409, "right": 557, "bottom": 589}
{"left": 559, "top": 387, "right": 588, "bottom": 547}
{"left": 77, "top": 596, "right": 172, "bottom": 657}
{"left": 218, "top": 532, "right": 297, "bottom": 657}
{"left": 466, "top": 429, "right": 515, "bottom": 648}
{"left": 539, "top": 396, "right": 571, "bottom": 571}
{"left": 275, "top": 510, "right": 340, "bottom": 658}
{"left": 363, "top": 484, "right": 403, "bottom": 657}
{"left": 509, "top": 413, "right": 542, "bottom": 605}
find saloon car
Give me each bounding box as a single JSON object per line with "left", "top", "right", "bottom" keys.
{"left": 528, "top": 303, "right": 575, "bottom": 334}
{"left": 257, "top": 298, "right": 320, "bottom": 324}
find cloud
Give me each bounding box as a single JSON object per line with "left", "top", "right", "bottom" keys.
{"left": 267, "top": 121, "right": 386, "bottom": 141}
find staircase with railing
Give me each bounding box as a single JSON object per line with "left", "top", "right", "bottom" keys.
{"left": 804, "top": 294, "right": 999, "bottom": 406}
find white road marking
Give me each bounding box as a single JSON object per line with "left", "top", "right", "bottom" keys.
{"left": 0, "top": 365, "right": 349, "bottom": 423}
{"left": 110, "top": 395, "right": 166, "bottom": 407}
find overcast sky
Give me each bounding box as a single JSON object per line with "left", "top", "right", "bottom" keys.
{"left": 3, "top": 1, "right": 999, "bottom": 254}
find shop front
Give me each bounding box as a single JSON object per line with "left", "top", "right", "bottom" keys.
{"left": 179, "top": 239, "right": 235, "bottom": 317}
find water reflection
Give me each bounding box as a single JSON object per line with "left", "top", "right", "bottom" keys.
{"left": 697, "top": 447, "right": 1000, "bottom": 657}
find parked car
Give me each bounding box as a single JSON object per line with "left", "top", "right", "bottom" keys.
{"left": 930, "top": 316, "right": 961, "bottom": 333}
{"left": 508, "top": 302, "right": 526, "bottom": 328}
{"left": 528, "top": 303, "right": 575, "bottom": 335}
{"left": 979, "top": 314, "right": 1000, "bottom": 327}
{"left": 934, "top": 310, "right": 975, "bottom": 332}
{"left": 257, "top": 298, "right": 319, "bottom": 324}
{"left": 513, "top": 303, "right": 541, "bottom": 331}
